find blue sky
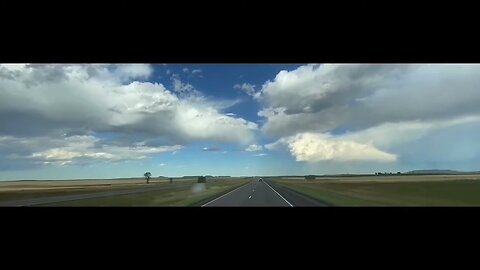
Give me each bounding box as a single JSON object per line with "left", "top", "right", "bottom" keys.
{"left": 1, "top": 63, "right": 480, "bottom": 180}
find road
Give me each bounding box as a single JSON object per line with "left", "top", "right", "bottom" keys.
{"left": 202, "top": 179, "right": 328, "bottom": 207}
{"left": 1, "top": 179, "right": 328, "bottom": 207}
{"left": 0, "top": 182, "right": 194, "bottom": 207}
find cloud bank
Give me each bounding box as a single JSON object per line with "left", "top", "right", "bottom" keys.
{"left": 0, "top": 64, "right": 257, "bottom": 170}
{"left": 259, "top": 64, "right": 480, "bottom": 165}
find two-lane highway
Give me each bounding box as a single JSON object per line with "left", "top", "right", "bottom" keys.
{"left": 202, "top": 179, "right": 327, "bottom": 207}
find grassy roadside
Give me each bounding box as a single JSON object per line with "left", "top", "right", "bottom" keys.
{"left": 273, "top": 178, "right": 480, "bottom": 206}
{"left": 41, "top": 179, "right": 250, "bottom": 206}
{"left": 0, "top": 181, "right": 173, "bottom": 203}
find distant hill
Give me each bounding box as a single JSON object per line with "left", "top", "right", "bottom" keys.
{"left": 406, "top": 169, "right": 480, "bottom": 175}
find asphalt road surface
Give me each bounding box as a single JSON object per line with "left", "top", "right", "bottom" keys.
{"left": 0, "top": 182, "right": 194, "bottom": 207}
{"left": 202, "top": 179, "right": 328, "bottom": 207}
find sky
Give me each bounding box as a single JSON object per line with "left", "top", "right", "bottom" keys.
{"left": 1, "top": 63, "right": 480, "bottom": 180}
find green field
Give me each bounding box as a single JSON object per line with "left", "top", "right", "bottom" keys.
{"left": 40, "top": 179, "right": 249, "bottom": 206}
{"left": 273, "top": 176, "right": 480, "bottom": 206}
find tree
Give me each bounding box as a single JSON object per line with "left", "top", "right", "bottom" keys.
{"left": 305, "top": 175, "right": 316, "bottom": 180}
{"left": 144, "top": 172, "right": 152, "bottom": 184}
{"left": 198, "top": 176, "right": 206, "bottom": 183}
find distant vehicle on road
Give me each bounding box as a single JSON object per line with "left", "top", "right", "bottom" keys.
{"left": 259, "top": 178, "right": 263, "bottom": 182}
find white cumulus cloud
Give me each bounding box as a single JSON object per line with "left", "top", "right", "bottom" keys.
{"left": 0, "top": 64, "right": 258, "bottom": 169}
{"left": 245, "top": 144, "right": 263, "bottom": 152}
{"left": 271, "top": 133, "right": 396, "bottom": 162}
{"left": 234, "top": 83, "right": 259, "bottom": 98}
{"left": 113, "top": 64, "right": 153, "bottom": 82}
{"left": 30, "top": 135, "right": 183, "bottom": 164}
{"left": 257, "top": 64, "right": 480, "bottom": 166}
{"left": 0, "top": 64, "right": 257, "bottom": 144}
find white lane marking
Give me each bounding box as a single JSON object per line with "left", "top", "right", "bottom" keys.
{"left": 264, "top": 180, "right": 293, "bottom": 207}
{"left": 249, "top": 195, "right": 252, "bottom": 199}
{"left": 201, "top": 182, "right": 251, "bottom": 207}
